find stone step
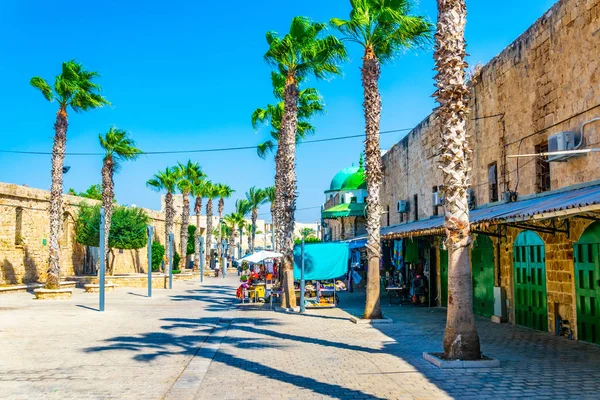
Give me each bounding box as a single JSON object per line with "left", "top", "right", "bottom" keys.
{"left": 0, "top": 280, "right": 75, "bottom": 294}
{"left": 84, "top": 284, "right": 116, "bottom": 293}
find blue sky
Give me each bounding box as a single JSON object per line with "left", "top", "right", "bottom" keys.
{"left": 0, "top": 0, "right": 557, "bottom": 222}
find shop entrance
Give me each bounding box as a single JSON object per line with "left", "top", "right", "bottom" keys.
{"left": 440, "top": 246, "right": 448, "bottom": 307}
{"left": 513, "top": 230, "right": 548, "bottom": 331}
{"left": 471, "top": 235, "right": 495, "bottom": 318}
{"left": 574, "top": 221, "right": 600, "bottom": 344}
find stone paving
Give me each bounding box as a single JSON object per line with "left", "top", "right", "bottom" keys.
{"left": 2, "top": 277, "right": 600, "bottom": 399}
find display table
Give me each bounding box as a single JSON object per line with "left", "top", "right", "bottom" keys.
{"left": 386, "top": 286, "right": 409, "bottom": 305}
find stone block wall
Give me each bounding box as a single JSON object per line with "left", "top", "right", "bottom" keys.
{"left": 0, "top": 182, "right": 183, "bottom": 285}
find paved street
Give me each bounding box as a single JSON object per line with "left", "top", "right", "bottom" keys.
{"left": 2, "top": 277, "right": 600, "bottom": 399}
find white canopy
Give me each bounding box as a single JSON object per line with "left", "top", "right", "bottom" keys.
{"left": 240, "top": 250, "right": 283, "bottom": 263}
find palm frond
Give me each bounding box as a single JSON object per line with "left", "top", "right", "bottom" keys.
{"left": 30, "top": 77, "right": 54, "bottom": 102}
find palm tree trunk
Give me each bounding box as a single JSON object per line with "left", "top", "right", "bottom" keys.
{"left": 277, "top": 76, "right": 299, "bottom": 308}
{"left": 101, "top": 157, "right": 114, "bottom": 275}
{"left": 47, "top": 107, "right": 68, "bottom": 289}
{"left": 435, "top": 0, "right": 481, "bottom": 360}
{"left": 251, "top": 209, "right": 258, "bottom": 253}
{"left": 165, "top": 192, "right": 175, "bottom": 273}
{"left": 193, "top": 196, "right": 202, "bottom": 271}
{"left": 362, "top": 48, "right": 384, "bottom": 320}
{"left": 180, "top": 191, "right": 190, "bottom": 270}
{"left": 205, "top": 199, "right": 213, "bottom": 267}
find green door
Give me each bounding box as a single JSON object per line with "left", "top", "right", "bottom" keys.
{"left": 472, "top": 235, "right": 495, "bottom": 318}
{"left": 574, "top": 222, "right": 600, "bottom": 344}
{"left": 440, "top": 246, "right": 448, "bottom": 307}
{"left": 514, "top": 231, "right": 548, "bottom": 331}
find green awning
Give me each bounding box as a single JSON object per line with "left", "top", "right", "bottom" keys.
{"left": 321, "top": 202, "right": 366, "bottom": 219}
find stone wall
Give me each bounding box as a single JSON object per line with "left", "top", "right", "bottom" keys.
{"left": 0, "top": 182, "right": 182, "bottom": 285}
{"left": 380, "top": 0, "right": 600, "bottom": 338}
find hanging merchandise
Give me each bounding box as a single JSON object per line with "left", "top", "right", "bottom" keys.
{"left": 393, "top": 239, "right": 404, "bottom": 271}
{"left": 352, "top": 269, "right": 363, "bottom": 285}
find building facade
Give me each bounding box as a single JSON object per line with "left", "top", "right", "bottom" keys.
{"left": 322, "top": 157, "right": 368, "bottom": 242}
{"left": 376, "top": 0, "right": 600, "bottom": 343}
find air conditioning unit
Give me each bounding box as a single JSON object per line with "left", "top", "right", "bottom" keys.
{"left": 432, "top": 191, "right": 443, "bottom": 207}
{"left": 397, "top": 200, "right": 410, "bottom": 213}
{"left": 547, "top": 131, "right": 583, "bottom": 162}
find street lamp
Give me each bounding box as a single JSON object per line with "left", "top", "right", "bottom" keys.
{"left": 221, "top": 239, "right": 228, "bottom": 279}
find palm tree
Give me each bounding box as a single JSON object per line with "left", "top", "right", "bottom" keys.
{"left": 30, "top": 60, "right": 110, "bottom": 289}
{"left": 147, "top": 167, "right": 179, "bottom": 271}
{"left": 99, "top": 127, "right": 142, "bottom": 275}
{"left": 204, "top": 183, "right": 220, "bottom": 267}
{"left": 332, "top": 0, "right": 432, "bottom": 319}
{"left": 264, "top": 16, "right": 346, "bottom": 307}
{"left": 224, "top": 212, "right": 245, "bottom": 260}
{"left": 175, "top": 161, "right": 205, "bottom": 270}
{"left": 245, "top": 187, "right": 267, "bottom": 253}
{"left": 434, "top": 0, "right": 480, "bottom": 360}
{"left": 215, "top": 184, "right": 235, "bottom": 263}
{"left": 235, "top": 199, "right": 251, "bottom": 256}
{"left": 191, "top": 177, "right": 209, "bottom": 271}
{"left": 263, "top": 186, "right": 277, "bottom": 250}
{"left": 300, "top": 227, "right": 316, "bottom": 239}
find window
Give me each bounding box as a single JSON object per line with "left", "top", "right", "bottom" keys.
{"left": 432, "top": 186, "right": 439, "bottom": 216}
{"left": 15, "top": 207, "right": 23, "bottom": 245}
{"left": 413, "top": 194, "right": 419, "bottom": 221}
{"left": 488, "top": 162, "right": 498, "bottom": 202}
{"left": 536, "top": 143, "right": 551, "bottom": 193}
{"left": 386, "top": 205, "right": 390, "bottom": 226}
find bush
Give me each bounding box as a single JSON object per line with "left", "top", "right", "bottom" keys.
{"left": 173, "top": 251, "right": 181, "bottom": 272}
{"left": 294, "top": 237, "right": 321, "bottom": 245}
{"left": 151, "top": 241, "right": 165, "bottom": 271}
{"left": 76, "top": 204, "right": 150, "bottom": 249}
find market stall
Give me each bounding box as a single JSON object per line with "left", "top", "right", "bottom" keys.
{"left": 237, "top": 250, "right": 282, "bottom": 304}
{"left": 293, "top": 242, "right": 349, "bottom": 309}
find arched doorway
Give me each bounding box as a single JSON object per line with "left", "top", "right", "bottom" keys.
{"left": 574, "top": 221, "right": 600, "bottom": 344}
{"left": 514, "top": 230, "right": 547, "bottom": 331}
{"left": 472, "top": 235, "right": 495, "bottom": 318}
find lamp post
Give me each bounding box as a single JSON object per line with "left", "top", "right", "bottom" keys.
{"left": 197, "top": 235, "right": 205, "bottom": 283}
{"left": 147, "top": 225, "right": 153, "bottom": 297}
{"left": 221, "top": 239, "right": 228, "bottom": 279}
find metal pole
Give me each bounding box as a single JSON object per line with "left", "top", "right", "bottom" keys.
{"left": 147, "top": 226, "right": 153, "bottom": 298}
{"left": 99, "top": 208, "right": 106, "bottom": 312}
{"left": 300, "top": 237, "right": 305, "bottom": 313}
{"left": 168, "top": 232, "right": 174, "bottom": 289}
{"left": 198, "top": 236, "right": 204, "bottom": 283}
{"left": 222, "top": 240, "right": 226, "bottom": 279}
{"left": 239, "top": 227, "right": 243, "bottom": 258}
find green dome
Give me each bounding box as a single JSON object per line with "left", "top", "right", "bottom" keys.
{"left": 341, "top": 168, "right": 366, "bottom": 190}
{"left": 329, "top": 166, "right": 359, "bottom": 191}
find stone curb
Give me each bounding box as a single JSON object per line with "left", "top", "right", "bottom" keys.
{"left": 350, "top": 316, "right": 394, "bottom": 324}
{"left": 422, "top": 352, "right": 501, "bottom": 369}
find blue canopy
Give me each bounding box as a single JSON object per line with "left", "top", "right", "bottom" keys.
{"left": 293, "top": 242, "right": 349, "bottom": 280}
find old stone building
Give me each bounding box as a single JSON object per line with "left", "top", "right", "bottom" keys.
{"left": 378, "top": 0, "right": 600, "bottom": 343}
{"left": 0, "top": 182, "right": 186, "bottom": 285}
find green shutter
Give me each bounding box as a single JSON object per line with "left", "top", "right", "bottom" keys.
{"left": 472, "top": 235, "right": 495, "bottom": 318}
{"left": 574, "top": 222, "right": 600, "bottom": 344}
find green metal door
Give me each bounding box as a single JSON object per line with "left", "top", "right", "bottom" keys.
{"left": 574, "top": 222, "right": 600, "bottom": 344}
{"left": 513, "top": 231, "right": 548, "bottom": 331}
{"left": 440, "top": 246, "right": 448, "bottom": 307}
{"left": 472, "top": 235, "right": 495, "bottom": 318}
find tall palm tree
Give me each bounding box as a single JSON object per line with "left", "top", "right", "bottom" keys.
{"left": 99, "top": 127, "right": 142, "bottom": 275}
{"left": 263, "top": 186, "right": 277, "bottom": 250}
{"left": 175, "top": 161, "right": 205, "bottom": 270}
{"left": 204, "top": 183, "right": 220, "bottom": 267}
{"left": 191, "top": 177, "right": 209, "bottom": 271}
{"left": 264, "top": 16, "right": 346, "bottom": 307}
{"left": 435, "top": 0, "right": 480, "bottom": 360}
{"left": 30, "top": 60, "right": 110, "bottom": 289}
{"left": 147, "top": 167, "right": 179, "bottom": 271}
{"left": 332, "top": 0, "right": 432, "bottom": 319}
{"left": 215, "top": 184, "right": 235, "bottom": 263}
{"left": 224, "top": 212, "right": 245, "bottom": 260}
{"left": 235, "top": 199, "right": 251, "bottom": 256}
{"left": 245, "top": 187, "right": 267, "bottom": 253}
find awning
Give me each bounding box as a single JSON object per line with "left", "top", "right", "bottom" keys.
{"left": 381, "top": 182, "right": 600, "bottom": 239}
{"left": 344, "top": 237, "right": 367, "bottom": 249}
{"left": 322, "top": 202, "right": 366, "bottom": 219}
